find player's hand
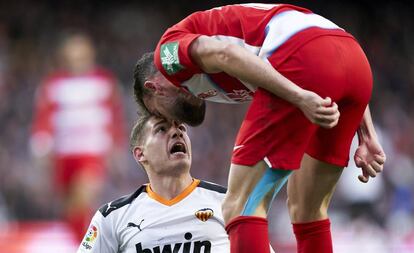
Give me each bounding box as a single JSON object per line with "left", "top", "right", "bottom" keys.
{"left": 297, "top": 90, "right": 340, "bottom": 129}
{"left": 354, "top": 137, "right": 386, "bottom": 183}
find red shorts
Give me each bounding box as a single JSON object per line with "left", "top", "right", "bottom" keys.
{"left": 232, "top": 35, "right": 373, "bottom": 170}
{"left": 54, "top": 155, "right": 106, "bottom": 194}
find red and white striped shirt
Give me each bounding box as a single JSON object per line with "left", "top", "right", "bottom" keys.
{"left": 31, "top": 68, "right": 125, "bottom": 158}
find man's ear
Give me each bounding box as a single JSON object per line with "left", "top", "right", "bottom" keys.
{"left": 144, "top": 81, "right": 163, "bottom": 96}
{"left": 133, "top": 146, "right": 146, "bottom": 163}
{"left": 144, "top": 81, "right": 156, "bottom": 92}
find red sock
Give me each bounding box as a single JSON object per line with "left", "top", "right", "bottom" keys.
{"left": 293, "top": 219, "right": 333, "bottom": 253}
{"left": 226, "top": 216, "right": 270, "bottom": 253}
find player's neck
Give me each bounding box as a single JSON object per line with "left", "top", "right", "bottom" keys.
{"left": 148, "top": 173, "right": 193, "bottom": 200}
{"left": 65, "top": 63, "right": 95, "bottom": 76}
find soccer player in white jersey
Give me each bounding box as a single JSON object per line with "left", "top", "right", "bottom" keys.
{"left": 133, "top": 3, "right": 386, "bottom": 253}
{"left": 77, "top": 114, "right": 230, "bottom": 253}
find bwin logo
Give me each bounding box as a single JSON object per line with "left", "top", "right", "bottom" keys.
{"left": 135, "top": 232, "right": 211, "bottom": 253}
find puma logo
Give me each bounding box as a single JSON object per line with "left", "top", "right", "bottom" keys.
{"left": 127, "top": 219, "right": 145, "bottom": 231}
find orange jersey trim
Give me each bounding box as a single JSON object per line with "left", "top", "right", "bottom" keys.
{"left": 146, "top": 179, "right": 200, "bottom": 206}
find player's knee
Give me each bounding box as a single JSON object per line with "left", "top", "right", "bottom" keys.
{"left": 222, "top": 203, "right": 234, "bottom": 224}
{"left": 222, "top": 193, "right": 245, "bottom": 224}
{"left": 221, "top": 201, "right": 232, "bottom": 224}
{"left": 286, "top": 196, "right": 300, "bottom": 220}
{"left": 287, "top": 197, "right": 328, "bottom": 222}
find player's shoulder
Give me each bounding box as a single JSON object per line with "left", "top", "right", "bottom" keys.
{"left": 99, "top": 185, "right": 147, "bottom": 217}
{"left": 42, "top": 70, "right": 70, "bottom": 85}
{"left": 197, "top": 180, "right": 227, "bottom": 194}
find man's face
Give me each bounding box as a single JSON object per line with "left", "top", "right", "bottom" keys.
{"left": 143, "top": 73, "right": 206, "bottom": 126}
{"left": 134, "top": 116, "right": 191, "bottom": 175}
{"left": 61, "top": 35, "right": 96, "bottom": 74}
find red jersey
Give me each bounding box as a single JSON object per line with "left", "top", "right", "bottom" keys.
{"left": 31, "top": 68, "right": 125, "bottom": 158}
{"left": 155, "top": 3, "right": 351, "bottom": 103}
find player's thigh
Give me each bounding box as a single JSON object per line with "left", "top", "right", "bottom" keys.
{"left": 69, "top": 157, "right": 105, "bottom": 203}
{"left": 287, "top": 154, "right": 343, "bottom": 223}
{"left": 276, "top": 35, "right": 372, "bottom": 167}
{"left": 305, "top": 99, "right": 367, "bottom": 168}
{"left": 223, "top": 161, "right": 268, "bottom": 222}
{"left": 232, "top": 88, "right": 317, "bottom": 170}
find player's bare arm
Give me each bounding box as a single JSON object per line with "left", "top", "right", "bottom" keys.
{"left": 190, "top": 35, "right": 340, "bottom": 128}
{"left": 355, "top": 105, "right": 386, "bottom": 183}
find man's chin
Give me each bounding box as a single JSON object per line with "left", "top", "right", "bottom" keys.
{"left": 173, "top": 100, "right": 206, "bottom": 126}
{"left": 180, "top": 116, "right": 204, "bottom": 127}
{"left": 165, "top": 157, "right": 191, "bottom": 173}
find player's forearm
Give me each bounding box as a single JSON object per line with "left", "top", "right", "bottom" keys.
{"left": 191, "top": 36, "right": 304, "bottom": 106}
{"left": 357, "top": 105, "right": 378, "bottom": 143}
{"left": 221, "top": 44, "right": 304, "bottom": 105}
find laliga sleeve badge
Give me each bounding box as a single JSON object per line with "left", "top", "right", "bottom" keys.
{"left": 195, "top": 208, "right": 214, "bottom": 222}
{"left": 81, "top": 225, "right": 98, "bottom": 250}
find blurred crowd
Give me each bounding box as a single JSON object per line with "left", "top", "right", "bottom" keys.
{"left": 0, "top": 0, "right": 413, "bottom": 251}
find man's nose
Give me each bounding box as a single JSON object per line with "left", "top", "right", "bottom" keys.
{"left": 171, "top": 129, "right": 183, "bottom": 138}
{"left": 171, "top": 121, "right": 183, "bottom": 138}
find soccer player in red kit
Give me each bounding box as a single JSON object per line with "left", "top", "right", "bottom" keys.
{"left": 31, "top": 33, "right": 126, "bottom": 241}
{"left": 133, "top": 3, "right": 386, "bottom": 253}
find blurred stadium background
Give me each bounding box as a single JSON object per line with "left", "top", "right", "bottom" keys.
{"left": 0, "top": 0, "right": 413, "bottom": 252}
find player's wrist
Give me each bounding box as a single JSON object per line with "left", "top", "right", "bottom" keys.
{"left": 358, "top": 122, "right": 377, "bottom": 139}
{"left": 288, "top": 87, "right": 305, "bottom": 107}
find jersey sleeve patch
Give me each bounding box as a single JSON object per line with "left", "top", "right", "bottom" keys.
{"left": 79, "top": 224, "right": 98, "bottom": 251}
{"left": 154, "top": 30, "right": 202, "bottom": 86}
{"left": 160, "top": 42, "right": 184, "bottom": 75}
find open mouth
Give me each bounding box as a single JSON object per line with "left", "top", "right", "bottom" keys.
{"left": 170, "top": 142, "right": 187, "bottom": 155}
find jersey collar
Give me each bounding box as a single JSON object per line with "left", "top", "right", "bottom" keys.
{"left": 146, "top": 179, "right": 200, "bottom": 206}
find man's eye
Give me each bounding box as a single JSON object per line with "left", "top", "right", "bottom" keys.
{"left": 179, "top": 125, "right": 187, "bottom": 132}
{"left": 156, "top": 126, "right": 166, "bottom": 133}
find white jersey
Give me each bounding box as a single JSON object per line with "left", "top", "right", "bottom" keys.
{"left": 77, "top": 179, "right": 229, "bottom": 253}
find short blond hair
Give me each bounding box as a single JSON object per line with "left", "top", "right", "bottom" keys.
{"left": 130, "top": 113, "right": 153, "bottom": 151}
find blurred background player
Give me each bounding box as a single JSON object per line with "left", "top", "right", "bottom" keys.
{"left": 30, "top": 33, "right": 126, "bottom": 241}
{"left": 78, "top": 114, "right": 231, "bottom": 253}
